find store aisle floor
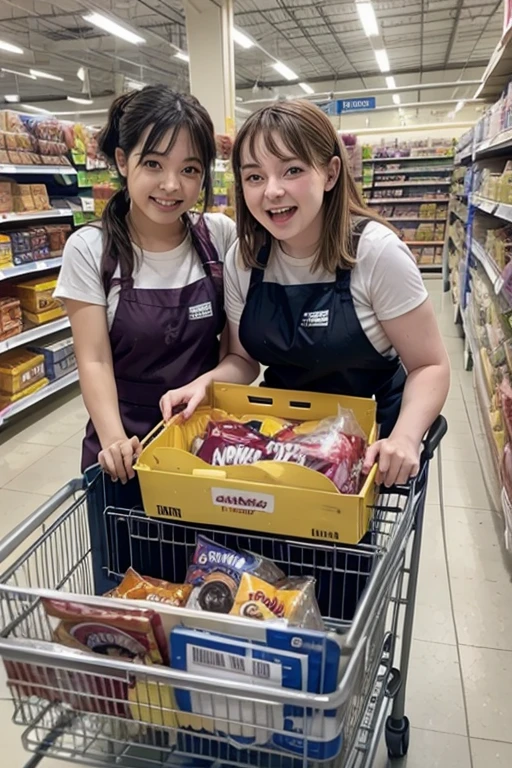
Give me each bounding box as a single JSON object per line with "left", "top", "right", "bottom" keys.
{"left": 0, "top": 279, "right": 512, "bottom": 767}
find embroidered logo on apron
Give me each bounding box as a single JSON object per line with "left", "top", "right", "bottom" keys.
{"left": 189, "top": 301, "right": 213, "bottom": 321}
{"left": 300, "top": 310, "right": 329, "bottom": 328}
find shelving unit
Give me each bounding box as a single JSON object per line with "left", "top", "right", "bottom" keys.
{"left": 0, "top": 318, "right": 70, "bottom": 355}
{"left": 0, "top": 370, "right": 79, "bottom": 427}
{"left": 0, "top": 258, "right": 63, "bottom": 282}
{"left": 0, "top": 209, "right": 73, "bottom": 224}
{"left": 446, "top": 71, "right": 512, "bottom": 523}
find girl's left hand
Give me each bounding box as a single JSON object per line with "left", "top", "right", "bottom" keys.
{"left": 362, "top": 433, "right": 421, "bottom": 487}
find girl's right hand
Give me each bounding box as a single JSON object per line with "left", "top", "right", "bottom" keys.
{"left": 98, "top": 435, "right": 142, "bottom": 484}
{"left": 160, "top": 379, "right": 208, "bottom": 422}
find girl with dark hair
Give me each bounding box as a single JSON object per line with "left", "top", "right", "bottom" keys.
{"left": 56, "top": 86, "right": 258, "bottom": 482}
{"left": 161, "top": 100, "right": 450, "bottom": 488}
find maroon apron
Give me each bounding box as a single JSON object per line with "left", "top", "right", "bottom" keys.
{"left": 81, "top": 216, "right": 225, "bottom": 471}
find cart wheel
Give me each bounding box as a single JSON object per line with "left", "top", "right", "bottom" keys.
{"left": 385, "top": 715, "right": 410, "bottom": 759}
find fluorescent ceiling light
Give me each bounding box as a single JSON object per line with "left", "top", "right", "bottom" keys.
{"left": 126, "top": 79, "right": 146, "bottom": 90}
{"left": 21, "top": 104, "right": 52, "bottom": 114}
{"left": 83, "top": 12, "right": 145, "bottom": 45}
{"left": 232, "top": 28, "right": 254, "bottom": 49}
{"left": 385, "top": 76, "right": 396, "bottom": 89}
{"left": 374, "top": 49, "right": 390, "bottom": 72}
{"left": 77, "top": 67, "right": 85, "bottom": 81}
{"left": 356, "top": 2, "right": 379, "bottom": 37}
{"left": 299, "top": 82, "right": 314, "bottom": 94}
{"left": 4, "top": 94, "right": 20, "bottom": 103}
{"left": 1, "top": 67, "right": 36, "bottom": 80}
{"left": 455, "top": 100, "right": 465, "bottom": 113}
{"left": 392, "top": 94, "right": 401, "bottom": 105}
{"left": 67, "top": 96, "right": 94, "bottom": 105}
{"left": 272, "top": 60, "right": 298, "bottom": 80}
{"left": 174, "top": 51, "right": 190, "bottom": 63}
{"left": 0, "top": 40, "right": 24, "bottom": 55}
{"left": 30, "top": 69, "right": 64, "bottom": 82}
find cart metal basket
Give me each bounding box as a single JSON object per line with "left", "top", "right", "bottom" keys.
{"left": 0, "top": 417, "right": 446, "bottom": 768}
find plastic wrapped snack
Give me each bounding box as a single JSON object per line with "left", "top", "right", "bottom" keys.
{"left": 108, "top": 567, "right": 192, "bottom": 607}
{"left": 185, "top": 535, "right": 284, "bottom": 614}
{"left": 230, "top": 573, "right": 324, "bottom": 630}
{"left": 194, "top": 408, "right": 368, "bottom": 494}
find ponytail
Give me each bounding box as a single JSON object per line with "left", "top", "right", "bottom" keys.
{"left": 101, "top": 188, "right": 133, "bottom": 294}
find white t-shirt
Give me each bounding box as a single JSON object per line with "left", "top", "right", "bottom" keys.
{"left": 224, "top": 220, "right": 428, "bottom": 358}
{"left": 55, "top": 213, "right": 237, "bottom": 329}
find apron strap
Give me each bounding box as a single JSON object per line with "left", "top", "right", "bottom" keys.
{"left": 249, "top": 237, "right": 272, "bottom": 287}
{"left": 184, "top": 213, "right": 223, "bottom": 301}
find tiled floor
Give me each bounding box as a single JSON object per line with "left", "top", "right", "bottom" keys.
{"left": 0, "top": 279, "right": 511, "bottom": 767}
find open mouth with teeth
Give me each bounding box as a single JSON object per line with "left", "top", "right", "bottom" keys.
{"left": 267, "top": 206, "right": 298, "bottom": 224}
{"left": 150, "top": 197, "right": 183, "bottom": 211}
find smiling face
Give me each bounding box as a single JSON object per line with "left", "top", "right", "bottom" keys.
{"left": 240, "top": 132, "right": 340, "bottom": 257}
{"left": 115, "top": 126, "right": 204, "bottom": 232}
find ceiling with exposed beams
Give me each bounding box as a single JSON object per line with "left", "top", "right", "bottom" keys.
{"left": 0, "top": 0, "right": 505, "bottom": 105}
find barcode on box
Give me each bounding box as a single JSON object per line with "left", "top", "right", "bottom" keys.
{"left": 188, "top": 645, "right": 279, "bottom": 684}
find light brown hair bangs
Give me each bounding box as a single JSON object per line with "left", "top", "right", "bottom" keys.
{"left": 232, "top": 99, "right": 392, "bottom": 272}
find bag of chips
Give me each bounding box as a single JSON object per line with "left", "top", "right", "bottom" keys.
{"left": 185, "top": 535, "right": 284, "bottom": 614}
{"left": 108, "top": 567, "right": 192, "bottom": 607}
{"left": 230, "top": 573, "right": 324, "bottom": 630}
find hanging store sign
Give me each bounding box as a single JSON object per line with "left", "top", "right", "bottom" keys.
{"left": 317, "top": 97, "right": 376, "bottom": 116}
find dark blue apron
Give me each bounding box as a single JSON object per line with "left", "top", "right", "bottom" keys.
{"left": 238, "top": 219, "right": 406, "bottom": 438}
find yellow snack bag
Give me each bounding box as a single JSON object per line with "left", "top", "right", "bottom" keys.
{"left": 230, "top": 573, "right": 324, "bottom": 629}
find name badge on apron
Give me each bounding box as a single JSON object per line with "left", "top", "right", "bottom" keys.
{"left": 301, "top": 310, "right": 329, "bottom": 328}
{"left": 189, "top": 301, "right": 213, "bottom": 321}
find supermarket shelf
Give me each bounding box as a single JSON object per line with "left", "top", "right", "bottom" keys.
{"left": 388, "top": 217, "right": 447, "bottom": 223}
{"left": 474, "top": 128, "right": 512, "bottom": 160}
{"left": 0, "top": 369, "right": 79, "bottom": 427}
{"left": 363, "top": 155, "right": 454, "bottom": 163}
{"left": 471, "top": 241, "right": 503, "bottom": 292}
{"left": 0, "top": 317, "right": 70, "bottom": 355}
{"left": 0, "top": 209, "right": 72, "bottom": 224}
{"left": 365, "top": 181, "right": 450, "bottom": 189}
{"left": 373, "top": 166, "right": 452, "bottom": 175}
{"left": 471, "top": 196, "right": 512, "bottom": 225}
{"left": 0, "top": 258, "right": 62, "bottom": 282}
{"left": 0, "top": 164, "right": 77, "bottom": 176}
{"left": 449, "top": 234, "right": 464, "bottom": 252}
{"left": 367, "top": 197, "right": 450, "bottom": 204}
{"left": 405, "top": 240, "right": 444, "bottom": 247}
{"left": 418, "top": 264, "right": 443, "bottom": 273}
{"left": 454, "top": 146, "right": 473, "bottom": 165}
{"left": 479, "top": 26, "right": 512, "bottom": 100}
{"left": 450, "top": 207, "right": 468, "bottom": 224}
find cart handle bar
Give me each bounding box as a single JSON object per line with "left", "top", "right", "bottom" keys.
{"left": 0, "top": 479, "right": 84, "bottom": 565}
{"left": 420, "top": 415, "right": 447, "bottom": 463}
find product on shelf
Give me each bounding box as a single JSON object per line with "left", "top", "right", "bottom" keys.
{"left": 0, "top": 376, "right": 48, "bottom": 407}
{"left": 14, "top": 274, "right": 62, "bottom": 315}
{"left": 0, "top": 348, "right": 46, "bottom": 396}
{"left": 9, "top": 227, "right": 52, "bottom": 266}
{"left": 0, "top": 233, "right": 13, "bottom": 268}
{"left": 27, "top": 333, "right": 76, "bottom": 381}
{"left": 0, "top": 297, "right": 22, "bottom": 341}
{"left": 44, "top": 224, "right": 72, "bottom": 257}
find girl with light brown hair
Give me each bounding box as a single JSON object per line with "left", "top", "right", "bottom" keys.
{"left": 161, "top": 100, "right": 450, "bottom": 487}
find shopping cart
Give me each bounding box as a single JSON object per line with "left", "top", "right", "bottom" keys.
{"left": 0, "top": 416, "right": 446, "bottom": 768}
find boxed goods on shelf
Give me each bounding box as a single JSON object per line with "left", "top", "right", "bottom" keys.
{"left": 23, "top": 304, "right": 66, "bottom": 327}
{"left": 44, "top": 224, "right": 71, "bottom": 258}
{"left": 0, "top": 297, "right": 22, "bottom": 341}
{"left": 28, "top": 333, "right": 76, "bottom": 381}
{"left": 0, "top": 234, "right": 13, "bottom": 268}
{"left": 13, "top": 274, "right": 63, "bottom": 316}
{"left": 10, "top": 227, "right": 50, "bottom": 266}
{"left": 0, "top": 348, "right": 45, "bottom": 395}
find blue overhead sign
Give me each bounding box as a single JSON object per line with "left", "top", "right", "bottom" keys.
{"left": 318, "top": 97, "right": 376, "bottom": 115}
{"left": 338, "top": 97, "right": 376, "bottom": 113}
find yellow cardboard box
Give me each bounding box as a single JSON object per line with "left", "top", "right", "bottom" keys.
{"left": 135, "top": 383, "right": 378, "bottom": 544}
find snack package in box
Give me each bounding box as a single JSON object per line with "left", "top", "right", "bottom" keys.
{"left": 185, "top": 535, "right": 284, "bottom": 614}
{"left": 44, "top": 223, "right": 71, "bottom": 257}
{"left": 27, "top": 332, "right": 75, "bottom": 381}
{"left": 0, "top": 349, "right": 45, "bottom": 395}
{"left": 193, "top": 408, "right": 367, "bottom": 495}
{"left": 22, "top": 304, "right": 66, "bottom": 326}
{"left": 0, "top": 297, "right": 22, "bottom": 339}
{"left": 42, "top": 595, "right": 169, "bottom": 666}
{"left": 230, "top": 573, "right": 324, "bottom": 630}
{"left": 14, "top": 274, "right": 62, "bottom": 314}
{"left": 0, "top": 181, "right": 13, "bottom": 214}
